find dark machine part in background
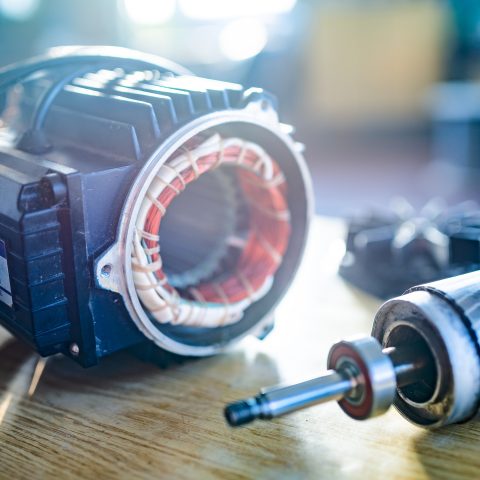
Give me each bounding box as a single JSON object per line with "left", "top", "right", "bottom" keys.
{"left": 0, "top": 46, "right": 312, "bottom": 367}
{"left": 339, "top": 199, "right": 480, "bottom": 298}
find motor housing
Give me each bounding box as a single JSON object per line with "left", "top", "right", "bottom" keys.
{"left": 0, "top": 47, "right": 312, "bottom": 366}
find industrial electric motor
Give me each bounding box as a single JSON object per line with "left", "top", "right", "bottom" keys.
{"left": 0, "top": 47, "right": 312, "bottom": 366}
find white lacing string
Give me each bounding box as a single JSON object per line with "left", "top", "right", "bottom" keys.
{"left": 212, "top": 137, "right": 225, "bottom": 169}
{"left": 183, "top": 146, "right": 200, "bottom": 179}
{"left": 131, "top": 134, "right": 288, "bottom": 328}
{"left": 143, "top": 245, "right": 160, "bottom": 256}
{"left": 154, "top": 174, "right": 181, "bottom": 194}
{"left": 236, "top": 271, "right": 256, "bottom": 302}
{"left": 147, "top": 192, "right": 166, "bottom": 216}
{"left": 256, "top": 232, "right": 282, "bottom": 266}
{"left": 137, "top": 229, "right": 160, "bottom": 242}
{"left": 162, "top": 163, "right": 186, "bottom": 190}
{"left": 212, "top": 282, "right": 231, "bottom": 326}
{"left": 244, "top": 197, "right": 291, "bottom": 222}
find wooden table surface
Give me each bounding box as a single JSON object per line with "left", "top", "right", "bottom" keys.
{"left": 0, "top": 217, "right": 479, "bottom": 479}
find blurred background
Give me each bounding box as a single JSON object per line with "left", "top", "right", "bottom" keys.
{"left": 1, "top": 0, "right": 479, "bottom": 216}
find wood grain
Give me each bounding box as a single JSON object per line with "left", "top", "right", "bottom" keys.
{"left": 0, "top": 217, "right": 479, "bottom": 479}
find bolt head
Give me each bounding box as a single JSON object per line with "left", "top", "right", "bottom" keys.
{"left": 69, "top": 343, "right": 80, "bottom": 356}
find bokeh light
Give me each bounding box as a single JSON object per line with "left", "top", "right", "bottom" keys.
{"left": 179, "top": 0, "right": 296, "bottom": 20}
{"left": 122, "top": 0, "right": 176, "bottom": 25}
{"left": 219, "top": 18, "right": 268, "bottom": 61}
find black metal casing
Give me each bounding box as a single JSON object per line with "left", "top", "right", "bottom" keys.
{"left": 0, "top": 63, "right": 263, "bottom": 366}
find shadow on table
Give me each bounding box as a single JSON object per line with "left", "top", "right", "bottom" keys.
{"left": 0, "top": 334, "right": 282, "bottom": 426}
{"left": 0, "top": 335, "right": 160, "bottom": 394}
{"left": 0, "top": 336, "right": 347, "bottom": 478}
{"left": 0, "top": 336, "right": 38, "bottom": 386}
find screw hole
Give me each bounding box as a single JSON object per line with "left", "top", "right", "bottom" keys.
{"left": 101, "top": 264, "right": 112, "bottom": 278}
{"left": 260, "top": 99, "right": 269, "bottom": 111}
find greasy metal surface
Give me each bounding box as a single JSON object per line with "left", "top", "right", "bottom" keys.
{"left": 328, "top": 336, "right": 397, "bottom": 420}
{"left": 258, "top": 370, "right": 353, "bottom": 418}
{"left": 0, "top": 218, "right": 479, "bottom": 479}
{"left": 373, "top": 291, "right": 480, "bottom": 427}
